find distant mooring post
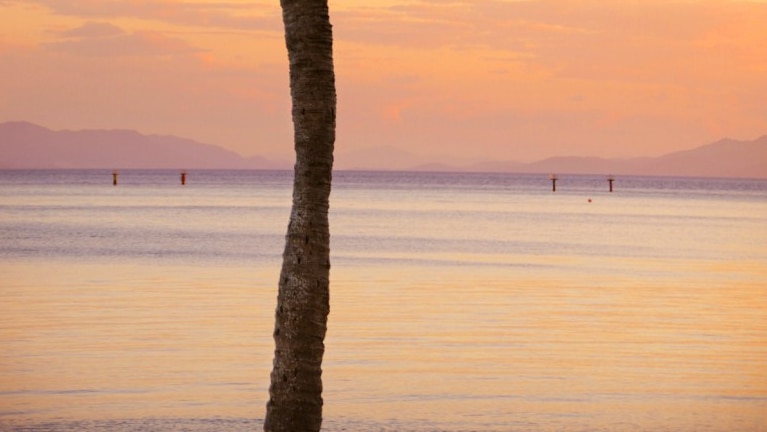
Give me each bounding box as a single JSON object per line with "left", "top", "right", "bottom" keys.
{"left": 180, "top": 171, "right": 187, "bottom": 186}
{"left": 112, "top": 170, "right": 119, "bottom": 186}
{"left": 549, "top": 173, "right": 558, "bottom": 192}
{"left": 607, "top": 175, "right": 615, "bottom": 192}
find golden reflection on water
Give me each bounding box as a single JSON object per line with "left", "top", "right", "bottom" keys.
{"left": 2, "top": 259, "right": 766, "bottom": 431}
{"left": 0, "top": 263, "right": 273, "bottom": 421}
{"left": 324, "top": 265, "right": 767, "bottom": 431}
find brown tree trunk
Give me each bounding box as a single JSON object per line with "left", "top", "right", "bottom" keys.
{"left": 264, "top": 1, "right": 336, "bottom": 431}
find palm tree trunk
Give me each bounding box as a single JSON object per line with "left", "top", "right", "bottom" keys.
{"left": 264, "top": 1, "right": 336, "bottom": 431}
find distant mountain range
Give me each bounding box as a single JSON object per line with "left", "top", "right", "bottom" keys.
{"left": 338, "top": 137, "right": 767, "bottom": 179}
{"left": 0, "top": 121, "right": 276, "bottom": 170}
{"left": 1, "top": 121, "right": 765, "bottom": 178}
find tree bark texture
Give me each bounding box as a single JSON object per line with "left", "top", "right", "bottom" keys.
{"left": 264, "top": 1, "right": 336, "bottom": 431}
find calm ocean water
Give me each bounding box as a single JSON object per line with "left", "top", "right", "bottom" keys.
{"left": 1, "top": 169, "right": 766, "bottom": 431}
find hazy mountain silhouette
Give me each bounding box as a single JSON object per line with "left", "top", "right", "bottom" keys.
{"left": 344, "top": 137, "right": 766, "bottom": 178}
{"left": 1, "top": 121, "right": 765, "bottom": 178}
{"left": 645, "top": 137, "right": 767, "bottom": 178}
{"left": 0, "top": 121, "right": 286, "bottom": 169}
{"left": 513, "top": 136, "right": 767, "bottom": 178}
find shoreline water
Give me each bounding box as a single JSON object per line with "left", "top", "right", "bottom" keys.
{"left": 1, "top": 170, "right": 766, "bottom": 431}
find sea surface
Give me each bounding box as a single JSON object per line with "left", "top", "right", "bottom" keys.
{"left": 1, "top": 169, "right": 766, "bottom": 432}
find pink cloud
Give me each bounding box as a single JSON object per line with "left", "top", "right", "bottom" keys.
{"left": 30, "top": 0, "right": 281, "bottom": 32}
{"left": 44, "top": 30, "right": 203, "bottom": 57}
{"left": 57, "top": 21, "right": 125, "bottom": 38}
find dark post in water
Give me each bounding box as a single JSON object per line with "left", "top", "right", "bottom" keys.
{"left": 549, "top": 174, "right": 558, "bottom": 192}
{"left": 112, "top": 171, "right": 119, "bottom": 186}
{"left": 180, "top": 171, "right": 187, "bottom": 186}
{"left": 607, "top": 175, "right": 615, "bottom": 192}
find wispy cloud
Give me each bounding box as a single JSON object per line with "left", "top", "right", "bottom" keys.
{"left": 30, "top": 0, "right": 281, "bottom": 32}
{"left": 44, "top": 22, "right": 202, "bottom": 57}
{"left": 57, "top": 21, "right": 125, "bottom": 38}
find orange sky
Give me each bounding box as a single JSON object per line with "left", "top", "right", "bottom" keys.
{"left": 1, "top": 0, "right": 766, "bottom": 166}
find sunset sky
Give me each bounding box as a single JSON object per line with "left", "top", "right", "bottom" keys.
{"left": 1, "top": 0, "right": 766, "bottom": 166}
